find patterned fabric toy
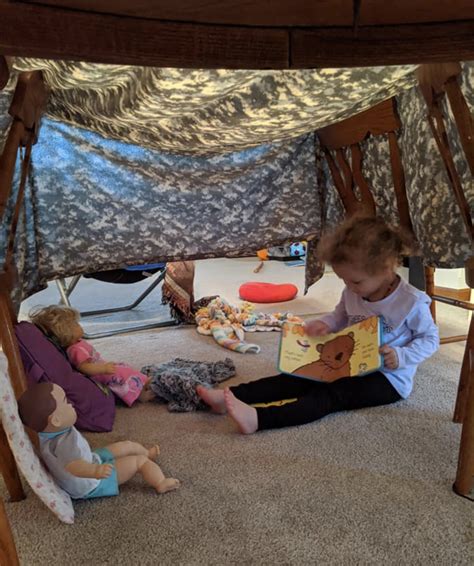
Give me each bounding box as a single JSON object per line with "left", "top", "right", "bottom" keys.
{"left": 194, "top": 297, "right": 302, "bottom": 353}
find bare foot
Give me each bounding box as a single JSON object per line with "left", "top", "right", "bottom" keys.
{"left": 148, "top": 445, "right": 160, "bottom": 459}
{"left": 138, "top": 387, "right": 155, "bottom": 402}
{"left": 196, "top": 385, "right": 227, "bottom": 414}
{"left": 223, "top": 388, "right": 258, "bottom": 434}
{"left": 156, "top": 478, "right": 180, "bottom": 494}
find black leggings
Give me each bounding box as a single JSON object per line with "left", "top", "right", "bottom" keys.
{"left": 230, "top": 372, "right": 401, "bottom": 431}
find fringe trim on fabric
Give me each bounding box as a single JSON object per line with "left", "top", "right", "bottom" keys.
{"left": 161, "top": 261, "right": 195, "bottom": 323}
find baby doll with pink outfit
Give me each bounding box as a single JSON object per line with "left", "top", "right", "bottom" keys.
{"left": 30, "top": 305, "right": 154, "bottom": 406}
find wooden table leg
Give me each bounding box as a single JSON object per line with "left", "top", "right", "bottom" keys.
{"left": 0, "top": 499, "right": 20, "bottom": 566}
{"left": 453, "top": 346, "right": 474, "bottom": 499}
{"left": 0, "top": 422, "right": 24, "bottom": 502}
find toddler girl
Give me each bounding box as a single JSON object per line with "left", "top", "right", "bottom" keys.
{"left": 197, "top": 215, "right": 440, "bottom": 433}
{"left": 30, "top": 305, "right": 153, "bottom": 406}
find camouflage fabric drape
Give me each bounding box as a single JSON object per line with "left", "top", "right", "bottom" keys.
{"left": 0, "top": 60, "right": 472, "bottom": 305}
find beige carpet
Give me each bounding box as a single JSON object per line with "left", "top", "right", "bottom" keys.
{"left": 2, "top": 310, "right": 473, "bottom": 565}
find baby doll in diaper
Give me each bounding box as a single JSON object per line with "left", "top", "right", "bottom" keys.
{"left": 18, "top": 382, "right": 179, "bottom": 499}
{"left": 30, "top": 305, "right": 154, "bottom": 406}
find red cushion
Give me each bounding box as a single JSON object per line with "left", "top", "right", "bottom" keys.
{"left": 239, "top": 282, "right": 298, "bottom": 303}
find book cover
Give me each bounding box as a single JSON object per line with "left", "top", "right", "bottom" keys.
{"left": 278, "top": 316, "right": 383, "bottom": 382}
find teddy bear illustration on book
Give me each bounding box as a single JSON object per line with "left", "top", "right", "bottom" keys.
{"left": 294, "top": 332, "right": 355, "bottom": 382}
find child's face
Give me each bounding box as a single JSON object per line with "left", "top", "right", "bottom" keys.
{"left": 332, "top": 262, "right": 395, "bottom": 300}
{"left": 71, "top": 321, "right": 84, "bottom": 344}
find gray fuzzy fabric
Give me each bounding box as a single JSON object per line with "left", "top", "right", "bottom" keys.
{"left": 143, "top": 357, "right": 235, "bottom": 412}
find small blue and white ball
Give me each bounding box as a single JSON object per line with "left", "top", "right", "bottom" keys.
{"left": 290, "top": 242, "right": 306, "bottom": 257}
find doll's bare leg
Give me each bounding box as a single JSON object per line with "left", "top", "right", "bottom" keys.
{"left": 138, "top": 389, "right": 155, "bottom": 403}
{"left": 115, "top": 455, "right": 180, "bottom": 493}
{"left": 138, "top": 386, "right": 155, "bottom": 402}
{"left": 105, "top": 441, "right": 160, "bottom": 460}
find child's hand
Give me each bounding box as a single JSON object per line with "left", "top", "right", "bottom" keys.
{"left": 104, "top": 362, "right": 116, "bottom": 374}
{"left": 94, "top": 463, "right": 113, "bottom": 479}
{"left": 304, "top": 320, "right": 330, "bottom": 337}
{"left": 380, "top": 345, "right": 399, "bottom": 370}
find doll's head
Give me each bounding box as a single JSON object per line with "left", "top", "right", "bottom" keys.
{"left": 18, "top": 382, "right": 77, "bottom": 433}
{"left": 29, "top": 305, "right": 83, "bottom": 348}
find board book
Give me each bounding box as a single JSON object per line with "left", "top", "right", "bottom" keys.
{"left": 278, "top": 316, "right": 383, "bottom": 382}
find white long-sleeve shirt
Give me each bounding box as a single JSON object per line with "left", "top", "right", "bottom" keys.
{"left": 318, "top": 277, "right": 440, "bottom": 398}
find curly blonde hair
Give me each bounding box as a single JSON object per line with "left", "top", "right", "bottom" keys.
{"left": 29, "top": 305, "right": 81, "bottom": 348}
{"left": 317, "top": 215, "right": 416, "bottom": 275}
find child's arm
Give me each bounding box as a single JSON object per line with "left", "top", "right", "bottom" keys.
{"left": 385, "top": 303, "right": 439, "bottom": 369}
{"left": 306, "top": 292, "right": 349, "bottom": 335}
{"left": 304, "top": 319, "right": 331, "bottom": 336}
{"left": 77, "top": 361, "right": 116, "bottom": 377}
{"left": 65, "top": 459, "right": 113, "bottom": 479}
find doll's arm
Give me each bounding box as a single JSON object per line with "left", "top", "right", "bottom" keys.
{"left": 77, "top": 361, "right": 116, "bottom": 377}
{"left": 65, "top": 459, "right": 113, "bottom": 479}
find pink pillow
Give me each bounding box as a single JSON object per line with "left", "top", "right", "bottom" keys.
{"left": 239, "top": 282, "right": 298, "bottom": 303}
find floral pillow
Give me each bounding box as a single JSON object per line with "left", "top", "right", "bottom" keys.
{"left": 0, "top": 352, "right": 74, "bottom": 524}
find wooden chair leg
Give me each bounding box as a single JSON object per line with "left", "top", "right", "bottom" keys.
{"left": 0, "top": 288, "right": 27, "bottom": 500}
{"left": 453, "top": 346, "right": 474, "bottom": 499}
{"left": 0, "top": 422, "right": 24, "bottom": 502}
{"left": 0, "top": 499, "right": 20, "bottom": 566}
{"left": 424, "top": 266, "right": 436, "bottom": 321}
{"left": 453, "top": 315, "right": 474, "bottom": 423}
{"left": 0, "top": 291, "right": 27, "bottom": 399}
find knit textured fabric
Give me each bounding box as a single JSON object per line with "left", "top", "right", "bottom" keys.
{"left": 142, "top": 358, "right": 236, "bottom": 412}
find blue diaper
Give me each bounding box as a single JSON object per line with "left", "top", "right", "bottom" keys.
{"left": 84, "top": 447, "right": 119, "bottom": 499}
